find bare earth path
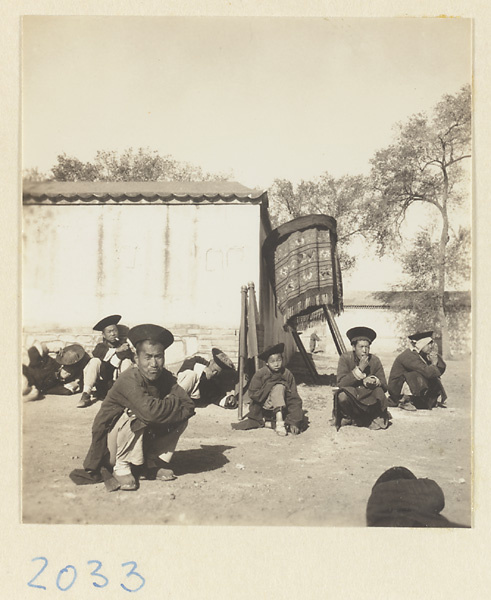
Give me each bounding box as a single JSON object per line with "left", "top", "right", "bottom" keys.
{"left": 22, "top": 354, "right": 471, "bottom": 527}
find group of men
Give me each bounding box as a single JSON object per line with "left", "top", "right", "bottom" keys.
{"left": 22, "top": 315, "right": 237, "bottom": 410}
{"left": 333, "top": 326, "right": 447, "bottom": 430}
{"left": 24, "top": 313, "right": 447, "bottom": 499}
{"left": 24, "top": 314, "right": 235, "bottom": 492}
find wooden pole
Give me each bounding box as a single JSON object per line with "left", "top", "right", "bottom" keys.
{"left": 247, "top": 281, "right": 260, "bottom": 372}
{"left": 323, "top": 305, "right": 347, "bottom": 355}
{"left": 290, "top": 328, "right": 320, "bottom": 384}
{"left": 238, "top": 285, "right": 248, "bottom": 420}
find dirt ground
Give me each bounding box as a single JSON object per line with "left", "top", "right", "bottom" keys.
{"left": 22, "top": 351, "right": 471, "bottom": 527}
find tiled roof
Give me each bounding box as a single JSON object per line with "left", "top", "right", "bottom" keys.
{"left": 23, "top": 180, "right": 268, "bottom": 205}
{"left": 344, "top": 290, "right": 471, "bottom": 308}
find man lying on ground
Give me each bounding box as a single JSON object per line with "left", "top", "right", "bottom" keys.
{"left": 22, "top": 342, "right": 90, "bottom": 400}
{"left": 388, "top": 331, "right": 447, "bottom": 411}
{"left": 177, "top": 348, "right": 238, "bottom": 409}
{"left": 366, "top": 466, "right": 468, "bottom": 527}
{"left": 333, "top": 327, "right": 391, "bottom": 430}
{"left": 232, "top": 343, "right": 304, "bottom": 436}
{"left": 70, "top": 324, "right": 195, "bottom": 492}
{"left": 78, "top": 314, "right": 133, "bottom": 408}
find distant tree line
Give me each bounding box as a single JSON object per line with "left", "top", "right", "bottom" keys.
{"left": 23, "top": 147, "right": 232, "bottom": 183}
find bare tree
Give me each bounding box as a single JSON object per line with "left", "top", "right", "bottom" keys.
{"left": 368, "top": 85, "right": 471, "bottom": 355}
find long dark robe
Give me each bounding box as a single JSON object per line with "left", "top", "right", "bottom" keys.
{"left": 82, "top": 367, "right": 195, "bottom": 473}
{"left": 388, "top": 348, "right": 446, "bottom": 408}
{"left": 334, "top": 351, "right": 389, "bottom": 428}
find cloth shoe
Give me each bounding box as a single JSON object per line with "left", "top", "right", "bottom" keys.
{"left": 141, "top": 459, "right": 177, "bottom": 481}
{"left": 77, "top": 392, "right": 92, "bottom": 408}
{"left": 275, "top": 422, "right": 287, "bottom": 436}
{"left": 399, "top": 396, "right": 417, "bottom": 411}
{"left": 114, "top": 472, "right": 137, "bottom": 491}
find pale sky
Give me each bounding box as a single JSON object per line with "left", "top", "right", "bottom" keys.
{"left": 22, "top": 16, "right": 472, "bottom": 290}
{"left": 23, "top": 17, "right": 471, "bottom": 187}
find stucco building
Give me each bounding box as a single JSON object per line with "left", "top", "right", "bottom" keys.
{"left": 22, "top": 180, "right": 294, "bottom": 366}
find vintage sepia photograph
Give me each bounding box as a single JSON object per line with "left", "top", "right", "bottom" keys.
{"left": 21, "top": 16, "right": 472, "bottom": 527}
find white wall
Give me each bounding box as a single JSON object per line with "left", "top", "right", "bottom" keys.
{"left": 23, "top": 203, "right": 261, "bottom": 331}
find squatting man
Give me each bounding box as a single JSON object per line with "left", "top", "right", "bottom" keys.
{"left": 70, "top": 324, "right": 195, "bottom": 492}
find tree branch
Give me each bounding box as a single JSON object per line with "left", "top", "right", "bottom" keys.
{"left": 445, "top": 154, "right": 471, "bottom": 168}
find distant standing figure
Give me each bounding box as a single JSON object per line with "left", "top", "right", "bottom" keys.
{"left": 309, "top": 331, "right": 321, "bottom": 353}
{"left": 333, "top": 327, "right": 390, "bottom": 430}
{"left": 388, "top": 331, "right": 447, "bottom": 411}
{"left": 78, "top": 314, "right": 133, "bottom": 408}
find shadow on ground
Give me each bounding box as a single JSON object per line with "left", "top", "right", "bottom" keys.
{"left": 172, "top": 444, "right": 235, "bottom": 475}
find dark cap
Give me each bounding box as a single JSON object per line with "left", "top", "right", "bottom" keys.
{"left": 408, "top": 331, "right": 433, "bottom": 342}
{"left": 128, "top": 324, "right": 174, "bottom": 350}
{"left": 93, "top": 314, "right": 121, "bottom": 331}
{"left": 373, "top": 466, "right": 417, "bottom": 489}
{"left": 259, "top": 343, "right": 285, "bottom": 362}
{"left": 211, "top": 348, "right": 234, "bottom": 370}
{"left": 346, "top": 327, "right": 376, "bottom": 344}
{"left": 56, "top": 344, "right": 87, "bottom": 366}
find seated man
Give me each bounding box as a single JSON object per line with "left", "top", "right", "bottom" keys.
{"left": 70, "top": 324, "right": 195, "bottom": 492}
{"left": 78, "top": 314, "right": 133, "bottom": 408}
{"left": 388, "top": 331, "right": 447, "bottom": 411}
{"left": 177, "top": 348, "right": 237, "bottom": 409}
{"left": 22, "top": 342, "right": 90, "bottom": 400}
{"left": 333, "top": 327, "right": 390, "bottom": 430}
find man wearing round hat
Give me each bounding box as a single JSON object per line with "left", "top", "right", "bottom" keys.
{"left": 177, "top": 348, "right": 238, "bottom": 409}
{"left": 78, "top": 314, "right": 133, "bottom": 408}
{"left": 333, "top": 327, "right": 390, "bottom": 430}
{"left": 22, "top": 342, "right": 90, "bottom": 399}
{"left": 388, "top": 331, "right": 447, "bottom": 411}
{"left": 70, "top": 324, "right": 195, "bottom": 491}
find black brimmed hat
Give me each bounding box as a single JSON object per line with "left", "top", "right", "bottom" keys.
{"left": 346, "top": 327, "right": 377, "bottom": 344}
{"left": 128, "top": 324, "right": 174, "bottom": 350}
{"left": 93, "top": 314, "right": 121, "bottom": 331}
{"left": 56, "top": 344, "right": 87, "bottom": 366}
{"left": 408, "top": 331, "right": 433, "bottom": 342}
{"left": 259, "top": 343, "right": 285, "bottom": 362}
{"left": 211, "top": 348, "right": 234, "bottom": 370}
{"left": 373, "top": 466, "right": 417, "bottom": 489}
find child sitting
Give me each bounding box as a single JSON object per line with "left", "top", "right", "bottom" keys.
{"left": 232, "top": 343, "right": 304, "bottom": 436}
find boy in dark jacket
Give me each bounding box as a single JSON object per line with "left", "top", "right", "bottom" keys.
{"left": 232, "top": 343, "right": 303, "bottom": 436}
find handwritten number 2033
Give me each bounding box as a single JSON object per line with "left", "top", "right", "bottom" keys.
{"left": 28, "top": 557, "right": 145, "bottom": 592}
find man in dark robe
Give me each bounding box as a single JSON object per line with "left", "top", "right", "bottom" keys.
{"left": 78, "top": 314, "right": 133, "bottom": 408}
{"left": 333, "top": 326, "right": 390, "bottom": 430}
{"left": 388, "top": 331, "right": 447, "bottom": 411}
{"left": 70, "top": 324, "right": 195, "bottom": 492}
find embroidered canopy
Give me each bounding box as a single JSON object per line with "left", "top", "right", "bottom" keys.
{"left": 262, "top": 214, "right": 343, "bottom": 327}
